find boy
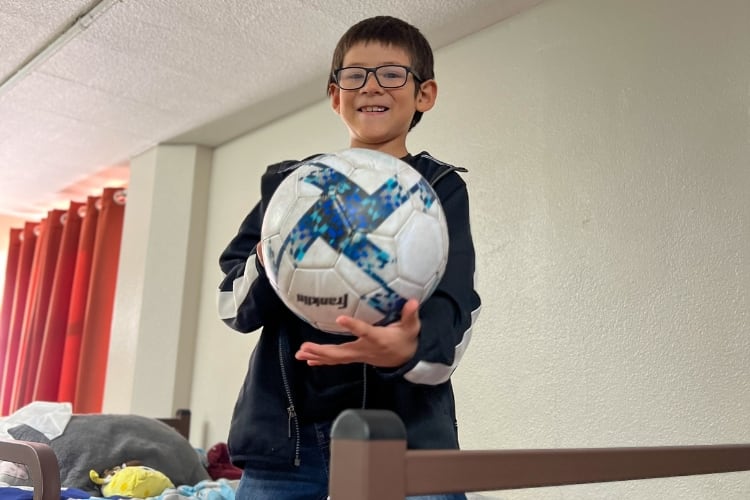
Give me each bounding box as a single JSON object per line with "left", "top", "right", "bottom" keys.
{"left": 218, "top": 15, "right": 481, "bottom": 500}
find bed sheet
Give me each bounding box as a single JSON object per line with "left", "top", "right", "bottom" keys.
{"left": 0, "top": 478, "right": 238, "bottom": 500}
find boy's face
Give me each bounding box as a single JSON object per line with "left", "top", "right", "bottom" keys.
{"left": 330, "top": 42, "right": 436, "bottom": 158}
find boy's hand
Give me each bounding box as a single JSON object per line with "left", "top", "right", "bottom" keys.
{"left": 256, "top": 242, "right": 264, "bottom": 266}
{"left": 295, "top": 299, "right": 420, "bottom": 368}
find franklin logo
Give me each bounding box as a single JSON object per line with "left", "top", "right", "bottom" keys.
{"left": 297, "top": 293, "right": 348, "bottom": 309}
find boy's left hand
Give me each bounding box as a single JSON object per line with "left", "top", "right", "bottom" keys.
{"left": 295, "top": 299, "right": 420, "bottom": 368}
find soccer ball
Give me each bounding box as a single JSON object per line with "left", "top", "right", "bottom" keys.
{"left": 260, "top": 148, "right": 449, "bottom": 334}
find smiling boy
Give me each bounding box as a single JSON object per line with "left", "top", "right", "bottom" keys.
{"left": 328, "top": 42, "right": 435, "bottom": 157}
{"left": 219, "top": 16, "right": 481, "bottom": 500}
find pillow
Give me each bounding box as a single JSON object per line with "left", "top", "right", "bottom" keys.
{"left": 7, "top": 425, "right": 49, "bottom": 445}
{"left": 0, "top": 459, "right": 32, "bottom": 487}
{"left": 10, "top": 414, "right": 209, "bottom": 494}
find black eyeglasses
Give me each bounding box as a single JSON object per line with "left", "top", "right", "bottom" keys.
{"left": 332, "top": 65, "right": 422, "bottom": 90}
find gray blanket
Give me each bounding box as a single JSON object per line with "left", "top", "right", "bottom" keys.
{"left": 9, "top": 413, "right": 210, "bottom": 494}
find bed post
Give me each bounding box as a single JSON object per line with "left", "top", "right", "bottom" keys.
{"left": 0, "top": 440, "right": 60, "bottom": 500}
{"left": 329, "top": 409, "right": 407, "bottom": 500}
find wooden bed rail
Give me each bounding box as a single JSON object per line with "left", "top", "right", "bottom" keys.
{"left": 329, "top": 409, "right": 750, "bottom": 499}
{"left": 158, "top": 408, "right": 191, "bottom": 440}
{"left": 0, "top": 439, "right": 60, "bottom": 500}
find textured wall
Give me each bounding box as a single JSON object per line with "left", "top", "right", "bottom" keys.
{"left": 193, "top": 0, "right": 749, "bottom": 497}
{"left": 0, "top": 215, "right": 27, "bottom": 299}
{"left": 414, "top": 0, "right": 749, "bottom": 497}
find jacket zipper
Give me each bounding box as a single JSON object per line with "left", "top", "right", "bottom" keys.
{"left": 361, "top": 363, "right": 368, "bottom": 408}
{"left": 278, "top": 336, "right": 301, "bottom": 466}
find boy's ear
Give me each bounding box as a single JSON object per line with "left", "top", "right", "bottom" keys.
{"left": 330, "top": 84, "right": 341, "bottom": 114}
{"left": 415, "top": 80, "right": 437, "bottom": 113}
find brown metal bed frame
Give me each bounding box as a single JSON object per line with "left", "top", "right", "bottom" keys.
{"left": 328, "top": 409, "right": 750, "bottom": 499}
{"left": 155, "top": 408, "right": 191, "bottom": 441}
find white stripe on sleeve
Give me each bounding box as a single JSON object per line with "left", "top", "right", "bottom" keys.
{"left": 217, "top": 255, "right": 259, "bottom": 320}
{"left": 404, "top": 305, "right": 481, "bottom": 385}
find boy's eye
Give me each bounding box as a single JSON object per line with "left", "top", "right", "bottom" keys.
{"left": 377, "top": 67, "right": 408, "bottom": 82}
{"left": 339, "top": 69, "right": 365, "bottom": 82}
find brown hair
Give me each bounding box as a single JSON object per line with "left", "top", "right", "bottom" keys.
{"left": 327, "top": 16, "right": 435, "bottom": 130}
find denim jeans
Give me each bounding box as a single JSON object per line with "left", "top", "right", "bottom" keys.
{"left": 235, "top": 420, "right": 466, "bottom": 500}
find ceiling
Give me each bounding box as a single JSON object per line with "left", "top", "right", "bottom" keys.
{"left": 0, "top": 0, "right": 544, "bottom": 220}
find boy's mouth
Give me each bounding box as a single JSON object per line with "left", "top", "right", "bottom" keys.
{"left": 359, "top": 106, "right": 388, "bottom": 112}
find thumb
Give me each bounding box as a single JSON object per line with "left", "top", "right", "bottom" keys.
{"left": 400, "top": 299, "right": 420, "bottom": 327}
{"left": 256, "top": 242, "right": 265, "bottom": 266}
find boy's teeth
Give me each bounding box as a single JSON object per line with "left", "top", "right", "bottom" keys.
{"left": 362, "top": 106, "right": 386, "bottom": 112}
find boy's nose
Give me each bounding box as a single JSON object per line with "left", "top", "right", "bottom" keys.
{"left": 361, "top": 72, "right": 383, "bottom": 92}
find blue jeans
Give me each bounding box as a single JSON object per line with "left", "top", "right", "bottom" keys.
{"left": 235, "top": 421, "right": 465, "bottom": 500}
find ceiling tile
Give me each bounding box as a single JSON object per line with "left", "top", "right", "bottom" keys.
{"left": 0, "top": 0, "right": 96, "bottom": 82}
{"left": 0, "top": 0, "right": 544, "bottom": 218}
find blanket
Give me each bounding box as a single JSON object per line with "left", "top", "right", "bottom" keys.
{"left": 8, "top": 414, "right": 209, "bottom": 494}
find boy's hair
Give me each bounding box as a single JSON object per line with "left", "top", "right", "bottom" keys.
{"left": 327, "top": 16, "right": 435, "bottom": 130}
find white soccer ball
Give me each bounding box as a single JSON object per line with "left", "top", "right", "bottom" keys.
{"left": 260, "top": 148, "right": 449, "bottom": 334}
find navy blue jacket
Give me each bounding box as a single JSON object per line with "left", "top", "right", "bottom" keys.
{"left": 217, "top": 151, "right": 481, "bottom": 469}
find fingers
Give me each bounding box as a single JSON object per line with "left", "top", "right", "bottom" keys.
{"left": 295, "top": 299, "right": 422, "bottom": 367}
{"left": 336, "top": 298, "right": 419, "bottom": 334}
{"left": 296, "top": 341, "right": 356, "bottom": 366}
{"left": 294, "top": 347, "right": 323, "bottom": 366}
{"left": 399, "top": 299, "right": 421, "bottom": 335}
{"left": 255, "top": 242, "right": 264, "bottom": 266}
{"left": 401, "top": 298, "right": 419, "bottom": 320}
{"left": 335, "top": 314, "right": 371, "bottom": 337}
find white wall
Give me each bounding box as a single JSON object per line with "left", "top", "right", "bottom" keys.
{"left": 105, "top": 145, "right": 211, "bottom": 416}
{"left": 0, "top": 215, "right": 27, "bottom": 299}
{"left": 112, "top": 0, "right": 749, "bottom": 498}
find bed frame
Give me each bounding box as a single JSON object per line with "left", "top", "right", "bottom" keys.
{"left": 3, "top": 408, "right": 749, "bottom": 500}
{"left": 0, "top": 409, "right": 192, "bottom": 500}
{"left": 328, "top": 410, "right": 750, "bottom": 499}
{"left": 156, "top": 408, "right": 191, "bottom": 441}
{"left": 1, "top": 438, "right": 59, "bottom": 500}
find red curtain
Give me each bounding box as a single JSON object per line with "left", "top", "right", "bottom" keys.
{"left": 0, "top": 222, "right": 38, "bottom": 415}
{"left": 74, "top": 188, "right": 126, "bottom": 413}
{"left": 0, "top": 228, "right": 22, "bottom": 412}
{"left": 57, "top": 197, "right": 99, "bottom": 406}
{"left": 33, "top": 202, "right": 85, "bottom": 402}
{"left": 0, "top": 188, "right": 126, "bottom": 415}
{"left": 11, "top": 210, "right": 65, "bottom": 410}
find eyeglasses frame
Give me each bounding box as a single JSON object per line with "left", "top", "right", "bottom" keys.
{"left": 332, "top": 64, "right": 424, "bottom": 90}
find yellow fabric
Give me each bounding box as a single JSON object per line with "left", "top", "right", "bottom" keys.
{"left": 89, "top": 466, "right": 174, "bottom": 498}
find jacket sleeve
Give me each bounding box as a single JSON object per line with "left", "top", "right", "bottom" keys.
{"left": 216, "top": 161, "right": 299, "bottom": 333}
{"left": 380, "top": 173, "right": 481, "bottom": 385}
